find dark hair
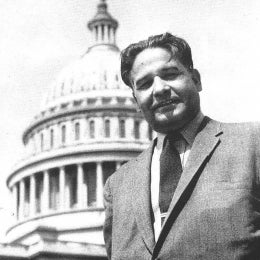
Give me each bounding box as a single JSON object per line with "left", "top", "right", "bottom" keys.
{"left": 121, "top": 32, "right": 194, "bottom": 88}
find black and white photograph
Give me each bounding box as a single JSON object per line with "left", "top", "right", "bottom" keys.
{"left": 0, "top": 0, "right": 260, "bottom": 259}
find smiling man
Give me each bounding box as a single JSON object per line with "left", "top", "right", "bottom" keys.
{"left": 103, "top": 33, "right": 260, "bottom": 260}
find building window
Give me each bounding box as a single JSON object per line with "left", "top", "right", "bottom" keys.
{"left": 134, "top": 121, "right": 140, "bottom": 139}
{"left": 35, "top": 173, "right": 43, "bottom": 213}
{"left": 83, "top": 163, "right": 96, "bottom": 207}
{"left": 65, "top": 165, "right": 77, "bottom": 209}
{"left": 103, "top": 162, "right": 116, "bottom": 185}
{"left": 49, "top": 169, "right": 59, "bottom": 210}
{"left": 75, "top": 122, "right": 80, "bottom": 141}
{"left": 148, "top": 126, "right": 153, "bottom": 140}
{"left": 90, "top": 120, "right": 95, "bottom": 139}
{"left": 105, "top": 119, "right": 110, "bottom": 138}
{"left": 50, "top": 129, "right": 54, "bottom": 148}
{"left": 61, "top": 125, "right": 66, "bottom": 144}
{"left": 40, "top": 133, "right": 44, "bottom": 151}
{"left": 119, "top": 119, "right": 125, "bottom": 138}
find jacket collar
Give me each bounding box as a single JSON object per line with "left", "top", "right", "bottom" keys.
{"left": 153, "top": 117, "right": 223, "bottom": 257}
{"left": 131, "top": 117, "right": 223, "bottom": 256}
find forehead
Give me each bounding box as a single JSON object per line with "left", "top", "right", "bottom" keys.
{"left": 130, "top": 47, "right": 182, "bottom": 83}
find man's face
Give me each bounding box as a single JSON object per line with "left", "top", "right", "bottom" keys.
{"left": 130, "top": 47, "right": 202, "bottom": 134}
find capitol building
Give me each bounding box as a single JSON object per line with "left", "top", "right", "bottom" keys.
{"left": 0, "top": 1, "right": 152, "bottom": 259}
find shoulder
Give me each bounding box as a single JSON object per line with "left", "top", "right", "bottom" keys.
{"left": 220, "top": 121, "right": 260, "bottom": 135}
{"left": 105, "top": 142, "right": 154, "bottom": 189}
{"left": 208, "top": 119, "right": 260, "bottom": 147}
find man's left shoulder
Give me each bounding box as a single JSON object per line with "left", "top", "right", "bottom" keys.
{"left": 220, "top": 121, "right": 260, "bottom": 141}
{"left": 221, "top": 121, "right": 260, "bottom": 132}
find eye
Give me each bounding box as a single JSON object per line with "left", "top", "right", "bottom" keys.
{"left": 161, "top": 72, "right": 180, "bottom": 80}
{"left": 136, "top": 79, "right": 153, "bottom": 90}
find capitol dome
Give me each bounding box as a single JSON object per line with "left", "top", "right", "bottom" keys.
{"left": 4, "top": 1, "right": 153, "bottom": 259}
{"left": 41, "top": 0, "right": 126, "bottom": 112}
{"left": 43, "top": 38, "right": 126, "bottom": 110}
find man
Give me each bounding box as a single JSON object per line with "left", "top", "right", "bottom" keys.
{"left": 103, "top": 32, "right": 260, "bottom": 259}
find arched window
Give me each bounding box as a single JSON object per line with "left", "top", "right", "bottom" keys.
{"left": 90, "top": 120, "right": 95, "bottom": 139}
{"left": 50, "top": 129, "right": 54, "bottom": 148}
{"left": 119, "top": 119, "right": 125, "bottom": 138}
{"left": 134, "top": 121, "right": 140, "bottom": 139}
{"left": 75, "top": 122, "right": 80, "bottom": 141}
{"left": 105, "top": 119, "right": 110, "bottom": 138}
{"left": 61, "top": 125, "right": 66, "bottom": 144}
{"left": 40, "top": 133, "right": 44, "bottom": 151}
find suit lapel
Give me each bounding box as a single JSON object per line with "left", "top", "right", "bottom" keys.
{"left": 154, "top": 118, "right": 223, "bottom": 255}
{"left": 131, "top": 141, "right": 156, "bottom": 254}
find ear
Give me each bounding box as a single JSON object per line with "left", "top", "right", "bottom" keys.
{"left": 132, "top": 91, "right": 141, "bottom": 113}
{"left": 192, "top": 69, "right": 202, "bottom": 92}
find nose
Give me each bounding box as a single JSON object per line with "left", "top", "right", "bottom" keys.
{"left": 153, "top": 76, "right": 170, "bottom": 97}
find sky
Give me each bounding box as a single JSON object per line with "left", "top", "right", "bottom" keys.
{"left": 0, "top": 0, "right": 260, "bottom": 240}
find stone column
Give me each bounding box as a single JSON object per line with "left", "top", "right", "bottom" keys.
{"left": 96, "top": 162, "right": 103, "bottom": 207}
{"left": 29, "top": 174, "right": 36, "bottom": 217}
{"left": 45, "top": 127, "right": 50, "bottom": 150}
{"left": 126, "top": 117, "right": 134, "bottom": 140}
{"left": 95, "top": 117, "right": 103, "bottom": 140}
{"left": 77, "top": 163, "right": 84, "bottom": 208}
{"left": 43, "top": 170, "right": 49, "bottom": 212}
{"left": 19, "top": 180, "right": 25, "bottom": 219}
{"left": 59, "top": 166, "right": 65, "bottom": 210}
{"left": 81, "top": 118, "right": 87, "bottom": 142}
{"left": 12, "top": 184, "right": 18, "bottom": 220}
{"left": 53, "top": 124, "right": 59, "bottom": 149}
{"left": 67, "top": 121, "right": 73, "bottom": 145}
{"left": 140, "top": 120, "right": 149, "bottom": 140}
{"left": 111, "top": 117, "right": 118, "bottom": 139}
{"left": 32, "top": 135, "right": 37, "bottom": 155}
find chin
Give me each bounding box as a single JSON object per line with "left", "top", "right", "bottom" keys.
{"left": 152, "top": 113, "right": 190, "bottom": 133}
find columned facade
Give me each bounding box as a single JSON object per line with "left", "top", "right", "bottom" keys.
{"left": 4, "top": 0, "right": 152, "bottom": 259}
{"left": 9, "top": 159, "right": 141, "bottom": 221}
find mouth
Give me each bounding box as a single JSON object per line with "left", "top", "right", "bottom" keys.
{"left": 152, "top": 98, "right": 180, "bottom": 111}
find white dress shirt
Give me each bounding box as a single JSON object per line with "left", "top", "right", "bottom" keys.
{"left": 151, "top": 111, "right": 204, "bottom": 241}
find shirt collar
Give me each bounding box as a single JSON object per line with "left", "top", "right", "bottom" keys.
{"left": 155, "top": 111, "right": 204, "bottom": 149}
{"left": 181, "top": 111, "right": 204, "bottom": 146}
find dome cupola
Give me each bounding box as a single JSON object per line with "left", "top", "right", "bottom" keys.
{"left": 87, "top": 0, "right": 119, "bottom": 49}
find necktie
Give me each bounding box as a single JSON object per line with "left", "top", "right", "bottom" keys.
{"left": 159, "top": 133, "right": 183, "bottom": 219}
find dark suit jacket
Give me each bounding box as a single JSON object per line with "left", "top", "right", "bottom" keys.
{"left": 103, "top": 118, "right": 260, "bottom": 260}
